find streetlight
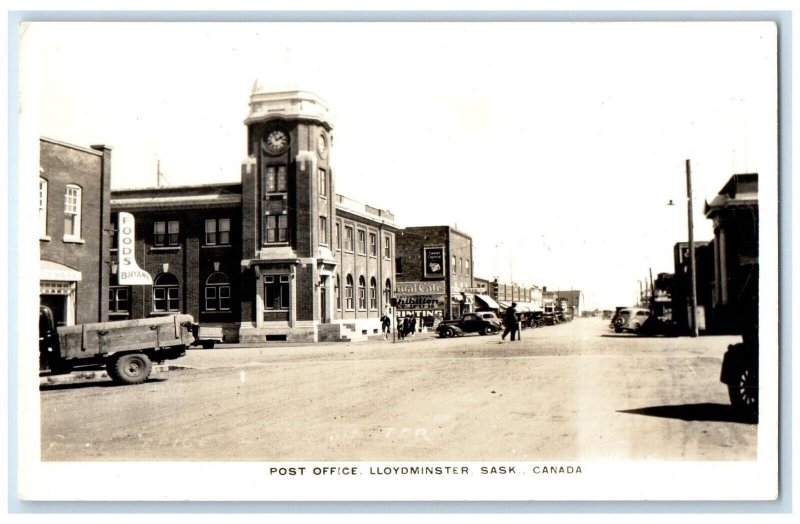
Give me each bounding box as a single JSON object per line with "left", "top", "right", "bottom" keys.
{"left": 685, "top": 159, "right": 699, "bottom": 337}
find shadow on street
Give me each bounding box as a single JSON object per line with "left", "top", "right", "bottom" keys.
{"left": 618, "top": 403, "right": 757, "bottom": 425}
{"left": 40, "top": 377, "right": 168, "bottom": 391}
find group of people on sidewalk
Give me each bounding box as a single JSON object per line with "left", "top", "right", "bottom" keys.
{"left": 380, "top": 314, "right": 419, "bottom": 340}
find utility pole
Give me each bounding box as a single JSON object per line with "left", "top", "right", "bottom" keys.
{"left": 686, "top": 159, "right": 699, "bottom": 337}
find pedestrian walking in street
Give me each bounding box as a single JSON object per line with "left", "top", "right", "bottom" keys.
{"left": 410, "top": 315, "right": 417, "bottom": 337}
{"left": 380, "top": 314, "right": 391, "bottom": 340}
{"left": 501, "top": 302, "right": 520, "bottom": 341}
{"left": 397, "top": 316, "right": 406, "bottom": 340}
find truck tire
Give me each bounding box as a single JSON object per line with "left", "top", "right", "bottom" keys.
{"left": 728, "top": 364, "right": 758, "bottom": 420}
{"left": 109, "top": 353, "right": 152, "bottom": 385}
{"left": 201, "top": 341, "right": 215, "bottom": 349}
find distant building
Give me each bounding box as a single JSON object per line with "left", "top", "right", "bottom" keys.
{"left": 395, "top": 225, "right": 474, "bottom": 320}
{"left": 552, "top": 290, "right": 584, "bottom": 318}
{"left": 39, "top": 137, "right": 112, "bottom": 327}
{"left": 672, "top": 240, "right": 714, "bottom": 333}
{"left": 704, "top": 173, "right": 759, "bottom": 334}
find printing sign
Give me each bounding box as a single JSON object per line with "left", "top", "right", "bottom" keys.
{"left": 117, "top": 212, "right": 153, "bottom": 285}
{"left": 423, "top": 246, "right": 445, "bottom": 279}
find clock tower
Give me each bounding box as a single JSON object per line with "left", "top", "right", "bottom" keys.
{"left": 239, "top": 83, "right": 337, "bottom": 342}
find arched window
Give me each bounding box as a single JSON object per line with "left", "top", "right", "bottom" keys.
{"left": 204, "top": 272, "right": 231, "bottom": 311}
{"left": 64, "top": 184, "right": 82, "bottom": 239}
{"left": 384, "top": 278, "right": 392, "bottom": 306}
{"left": 335, "top": 275, "right": 341, "bottom": 311}
{"left": 345, "top": 275, "right": 354, "bottom": 310}
{"left": 153, "top": 273, "right": 179, "bottom": 312}
{"left": 358, "top": 276, "right": 367, "bottom": 310}
{"left": 369, "top": 277, "right": 377, "bottom": 310}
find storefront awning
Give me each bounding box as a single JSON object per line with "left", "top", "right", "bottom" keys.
{"left": 40, "top": 260, "right": 82, "bottom": 282}
{"left": 451, "top": 292, "right": 474, "bottom": 305}
{"left": 475, "top": 294, "right": 500, "bottom": 310}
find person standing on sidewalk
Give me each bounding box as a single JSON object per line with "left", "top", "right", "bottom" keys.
{"left": 380, "top": 314, "right": 391, "bottom": 340}
{"left": 501, "top": 302, "right": 519, "bottom": 341}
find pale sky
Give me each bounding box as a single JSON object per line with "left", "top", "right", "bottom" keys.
{"left": 20, "top": 21, "right": 777, "bottom": 309}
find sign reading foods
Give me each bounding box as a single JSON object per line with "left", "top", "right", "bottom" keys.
{"left": 117, "top": 212, "right": 153, "bottom": 285}
{"left": 423, "top": 246, "right": 446, "bottom": 279}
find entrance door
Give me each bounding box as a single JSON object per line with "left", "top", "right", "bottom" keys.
{"left": 40, "top": 295, "right": 67, "bottom": 327}
{"left": 320, "top": 276, "right": 329, "bottom": 323}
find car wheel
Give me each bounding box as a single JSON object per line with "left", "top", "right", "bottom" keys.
{"left": 728, "top": 365, "right": 758, "bottom": 420}
{"left": 443, "top": 327, "right": 455, "bottom": 338}
{"left": 109, "top": 353, "right": 152, "bottom": 385}
{"left": 614, "top": 327, "right": 622, "bottom": 333}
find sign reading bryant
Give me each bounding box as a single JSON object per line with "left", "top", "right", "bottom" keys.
{"left": 117, "top": 212, "right": 153, "bottom": 285}
{"left": 423, "top": 246, "right": 445, "bottom": 279}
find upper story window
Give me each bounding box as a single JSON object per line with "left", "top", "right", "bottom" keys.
{"left": 319, "top": 216, "right": 328, "bottom": 245}
{"left": 154, "top": 221, "right": 180, "bottom": 247}
{"left": 63, "top": 184, "right": 82, "bottom": 240}
{"left": 265, "top": 165, "right": 288, "bottom": 193}
{"left": 369, "top": 232, "right": 377, "bottom": 257}
{"left": 39, "top": 178, "right": 48, "bottom": 238}
{"left": 318, "top": 168, "right": 327, "bottom": 197}
{"left": 344, "top": 226, "right": 354, "bottom": 252}
{"left": 335, "top": 222, "right": 341, "bottom": 251}
{"left": 357, "top": 229, "right": 366, "bottom": 255}
{"left": 265, "top": 196, "right": 288, "bottom": 243}
{"left": 384, "top": 236, "right": 391, "bottom": 259}
{"left": 465, "top": 259, "right": 470, "bottom": 274}
{"left": 205, "top": 218, "right": 231, "bottom": 246}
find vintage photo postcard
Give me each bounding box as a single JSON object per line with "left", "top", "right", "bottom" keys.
{"left": 14, "top": 18, "right": 781, "bottom": 502}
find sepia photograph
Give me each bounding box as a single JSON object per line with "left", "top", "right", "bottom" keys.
{"left": 13, "top": 14, "right": 782, "bottom": 503}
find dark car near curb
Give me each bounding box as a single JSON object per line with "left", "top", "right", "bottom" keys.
{"left": 437, "top": 312, "right": 502, "bottom": 338}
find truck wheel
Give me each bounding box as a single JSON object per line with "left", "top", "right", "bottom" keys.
{"left": 109, "top": 353, "right": 152, "bottom": 385}
{"left": 201, "top": 341, "right": 215, "bottom": 349}
{"left": 728, "top": 364, "right": 758, "bottom": 419}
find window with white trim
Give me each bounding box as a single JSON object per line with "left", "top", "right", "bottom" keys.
{"left": 318, "top": 168, "right": 327, "bottom": 197}
{"left": 265, "top": 275, "right": 290, "bottom": 310}
{"left": 357, "top": 229, "right": 366, "bottom": 255}
{"left": 345, "top": 274, "right": 354, "bottom": 310}
{"left": 109, "top": 286, "right": 130, "bottom": 314}
{"left": 369, "top": 277, "right": 377, "bottom": 310}
{"left": 319, "top": 216, "right": 328, "bottom": 245}
{"left": 153, "top": 273, "right": 180, "bottom": 312}
{"left": 204, "top": 272, "right": 231, "bottom": 311}
{"left": 344, "top": 226, "right": 354, "bottom": 252}
{"left": 63, "top": 184, "right": 82, "bottom": 239}
{"left": 369, "top": 232, "right": 377, "bottom": 257}
{"left": 205, "top": 218, "right": 231, "bottom": 246}
{"left": 384, "top": 278, "right": 392, "bottom": 305}
{"left": 358, "top": 276, "right": 367, "bottom": 310}
{"left": 384, "top": 236, "right": 391, "bottom": 259}
{"left": 154, "top": 221, "right": 180, "bottom": 247}
{"left": 335, "top": 275, "right": 341, "bottom": 311}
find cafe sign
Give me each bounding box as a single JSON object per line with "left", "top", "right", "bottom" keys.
{"left": 396, "top": 281, "right": 445, "bottom": 295}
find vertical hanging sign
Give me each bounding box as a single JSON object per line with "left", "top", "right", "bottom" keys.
{"left": 118, "top": 212, "right": 153, "bottom": 285}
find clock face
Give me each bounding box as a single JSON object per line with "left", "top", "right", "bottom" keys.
{"left": 263, "top": 130, "right": 289, "bottom": 154}
{"left": 317, "top": 134, "right": 328, "bottom": 159}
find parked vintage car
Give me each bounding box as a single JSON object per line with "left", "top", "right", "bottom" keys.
{"left": 612, "top": 307, "right": 651, "bottom": 333}
{"left": 437, "top": 312, "right": 502, "bottom": 338}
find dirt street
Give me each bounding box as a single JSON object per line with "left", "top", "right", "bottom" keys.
{"left": 40, "top": 318, "right": 756, "bottom": 461}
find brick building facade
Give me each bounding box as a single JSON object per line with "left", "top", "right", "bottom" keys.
{"left": 39, "top": 137, "right": 112, "bottom": 327}
{"left": 110, "top": 87, "right": 397, "bottom": 343}
{"left": 395, "top": 226, "right": 474, "bottom": 320}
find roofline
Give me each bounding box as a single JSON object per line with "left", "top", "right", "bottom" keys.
{"left": 40, "top": 136, "right": 108, "bottom": 156}
{"left": 112, "top": 181, "right": 242, "bottom": 193}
